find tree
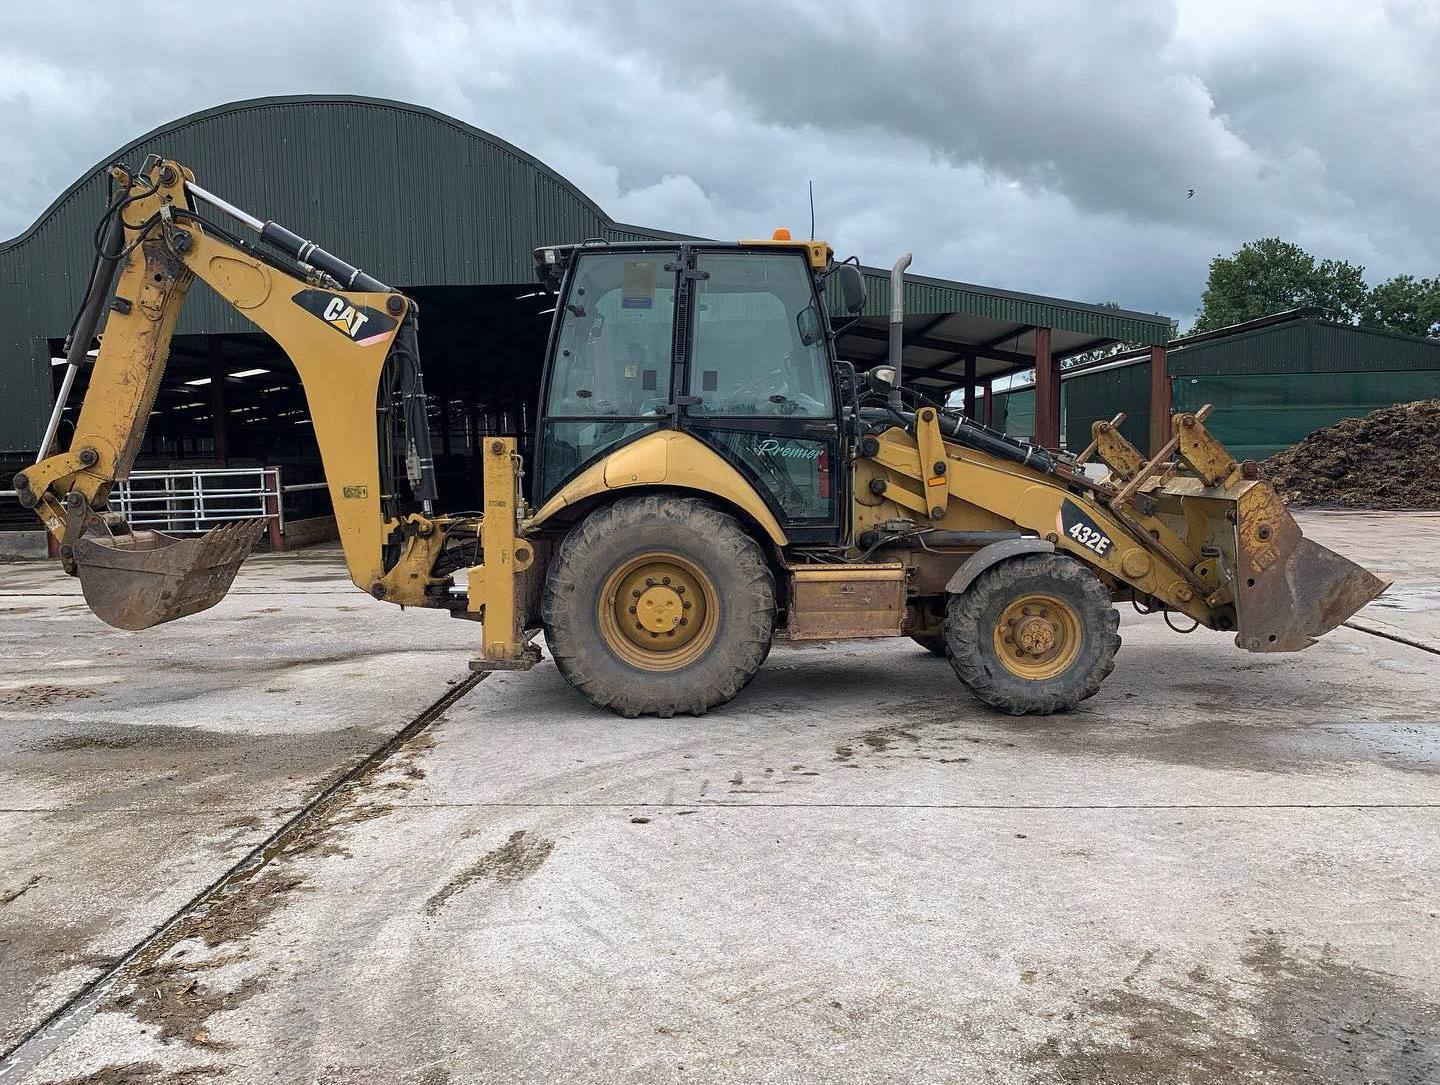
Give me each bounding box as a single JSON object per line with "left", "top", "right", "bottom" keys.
{"left": 1360, "top": 274, "right": 1440, "bottom": 338}
{"left": 1192, "top": 238, "right": 1369, "bottom": 332}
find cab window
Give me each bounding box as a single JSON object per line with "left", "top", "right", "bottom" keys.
{"left": 546, "top": 252, "right": 674, "bottom": 418}
{"left": 690, "top": 252, "right": 833, "bottom": 417}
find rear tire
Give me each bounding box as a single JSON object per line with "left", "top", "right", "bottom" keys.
{"left": 542, "top": 494, "right": 776, "bottom": 718}
{"left": 946, "top": 553, "right": 1120, "bottom": 715}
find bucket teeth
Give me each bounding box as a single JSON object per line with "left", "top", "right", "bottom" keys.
{"left": 71, "top": 518, "right": 266, "bottom": 631}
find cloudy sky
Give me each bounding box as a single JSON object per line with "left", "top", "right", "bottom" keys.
{"left": 3, "top": 0, "right": 1437, "bottom": 328}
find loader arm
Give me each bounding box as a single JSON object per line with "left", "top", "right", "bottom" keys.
{"left": 866, "top": 405, "right": 1388, "bottom": 652}
{"left": 13, "top": 158, "right": 457, "bottom": 627}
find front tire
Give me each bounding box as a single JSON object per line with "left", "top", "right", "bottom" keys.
{"left": 945, "top": 553, "right": 1120, "bottom": 715}
{"left": 541, "top": 494, "right": 776, "bottom": 718}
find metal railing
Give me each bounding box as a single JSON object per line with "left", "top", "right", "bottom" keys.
{"left": 111, "top": 466, "right": 283, "bottom": 535}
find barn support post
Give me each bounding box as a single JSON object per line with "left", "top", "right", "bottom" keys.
{"left": 982, "top": 378, "right": 993, "bottom": 427}
{"left": 1032, "top": 326, "right": 1060, "bottom": 449}
{"left": 962, "top": 356, "right": 978, "bottom": 419}
{"left": 1148, "top": 344, "right": 1171, "bottom": 454}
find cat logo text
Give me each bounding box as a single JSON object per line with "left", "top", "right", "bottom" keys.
{"left": 290, "top": 289, "right": 397, "bottom": 346}
{"left": 323, "top": 297, "right": 370, "bottom": 338}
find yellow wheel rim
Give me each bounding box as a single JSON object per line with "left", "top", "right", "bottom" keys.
{"left": 992, "top": 592, "right": 1082, "bottom": 681}
{"left": 598, "top": 551, "right": 718, "bottom": 672}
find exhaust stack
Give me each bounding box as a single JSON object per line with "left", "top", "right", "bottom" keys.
{"left": 886, "top": 253, "right": 913, "bottom": 412}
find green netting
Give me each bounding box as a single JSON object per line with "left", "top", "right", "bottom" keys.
{"left": 998, "top": 388, "right": 1035, "bottom": 440}
{"left": 1173, "top": 370, "right": 1440, "bottom": 460}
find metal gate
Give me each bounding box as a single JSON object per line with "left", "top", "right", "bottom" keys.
{"left": 110, "top": 467, "right": 283, "bottom": 535}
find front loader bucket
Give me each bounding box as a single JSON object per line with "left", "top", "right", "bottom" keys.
{"left": 71, "top": 520, "right": 265, "bottom": 631}
{"left": 1230, "top": 482, "right": 1389, "bottom": 652}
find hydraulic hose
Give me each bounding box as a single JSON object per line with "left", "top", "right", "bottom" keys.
{"left": 859, "top": 406, "right": 1055, "bottom": 473}
{"left": 391, "top": 312, "right": 438, "bottom": 508}
{"left": 36, "top": 186, "right": 129, "bottom": 462}
{"left": 185, "top": 180, "right": 390, "bottom": 293}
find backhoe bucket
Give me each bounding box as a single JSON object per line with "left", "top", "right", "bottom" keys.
{"left": 1229, "top": 482, "right": 1389, "bottom": 652}
{"left": 71, "top": 520, "right": 265, "bottom": 631}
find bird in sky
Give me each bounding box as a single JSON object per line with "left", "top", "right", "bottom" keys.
{"left": 1187, "top": 189, "right": 1195, "bottom": 198}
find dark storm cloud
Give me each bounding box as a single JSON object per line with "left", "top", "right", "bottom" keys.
{"left": 2, "top": 0, "right": 1436, "bottom": 327}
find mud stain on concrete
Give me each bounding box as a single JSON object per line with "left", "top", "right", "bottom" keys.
{"left": 424, "top": 830, "right": 556, "bottom": 916}
{"left": 1, "top": 684, "right": 96, "bottom": 710}
{"left": 1024, "top": 932, "right": 1440, "bottom": 1084}
{"left": 39, "top": 1061, "right": 222, "bottom": 1084}
{"left": 107, "top": 958, "right": 264, "bottom": 1048}
{"left": 860, "top": 726, "right": 919, "bottom": 752}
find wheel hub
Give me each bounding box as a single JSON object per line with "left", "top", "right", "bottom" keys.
{"left": 636, "top": 584, "right": 684, "bottom": 634}
{"left": 993, "top": 593, "right": 1081, "bottom": 680}
{"left": 1013, "top": 614, "right": 1057, "bottom": 656}
{"left": 599, "top": 552, "right": 715, "bottom": 670}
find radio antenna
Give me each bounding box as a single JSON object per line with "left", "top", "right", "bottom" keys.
{"left": 808, "top": 180, "right": 815, "bottom": 239}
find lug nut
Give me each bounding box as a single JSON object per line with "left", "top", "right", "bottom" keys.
{"left": 632, "top": 589, "right": 642, "bottom": 599}
{"left": 628, "top": 605, "right": 636, "bottom": 614}
{"left": 683, "top": 601, "right": 692, "bottom": 610}
{"left": 679, "top": 618, "right": 688, "bottom": 626}
{"left": 646, "top": 578, "right": 655, "bottom": 587}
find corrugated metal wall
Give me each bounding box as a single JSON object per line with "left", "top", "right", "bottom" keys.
{"left": 1061, "top": 362, "right": 1151, "bottom": 455}
{"left": 993, "top": 314, "right": 1440, "bottom": 459}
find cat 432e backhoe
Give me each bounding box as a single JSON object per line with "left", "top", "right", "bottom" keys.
{"left": 13, "top": 158, "right": 1388, "bottom": 716}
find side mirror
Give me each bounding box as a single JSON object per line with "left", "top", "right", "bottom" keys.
{"left": 837, "top": 263, "right": 867, "bottom": 314}
{"left": 796, "top": 305, "right": 823, "bottom": 347}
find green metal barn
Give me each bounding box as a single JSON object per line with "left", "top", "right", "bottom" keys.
{"left": 995, "top": 308, "right": 1440, "bottom": 461}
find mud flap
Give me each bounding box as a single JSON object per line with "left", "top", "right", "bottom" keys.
{"left": 71, "top": 519, "right": 266, "bottom": 631}
{"left": 1232, "top": 484, "right": 1389, "bottom": 652}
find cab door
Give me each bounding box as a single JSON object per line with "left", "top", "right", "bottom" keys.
{"left": 533, "top": 249, "right": 679, "bottom": 503}
{"left": 679, "top": 249, "right": 844, "bottom": 545}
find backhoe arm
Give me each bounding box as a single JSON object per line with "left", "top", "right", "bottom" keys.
{"left": 13, "top": 158, "right": 446, "bottom": 627}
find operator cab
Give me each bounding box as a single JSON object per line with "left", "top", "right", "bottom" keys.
{"left": 532, "top": 235, "right": 865, "bottom": 545}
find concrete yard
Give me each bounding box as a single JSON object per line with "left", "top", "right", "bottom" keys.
{"left": 2, "top": 511, "right": 1438, "bottom": 1084}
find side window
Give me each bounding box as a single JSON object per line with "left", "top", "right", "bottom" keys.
{"left": 691, "top": 252, "right": 834, "bottom": 418}
{"left": 547, "top": 253, "right": 675, "bottom": 418}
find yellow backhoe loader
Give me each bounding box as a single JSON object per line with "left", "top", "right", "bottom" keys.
{"left": 13, "top": 158, "right": 1388, "bottom": 716}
